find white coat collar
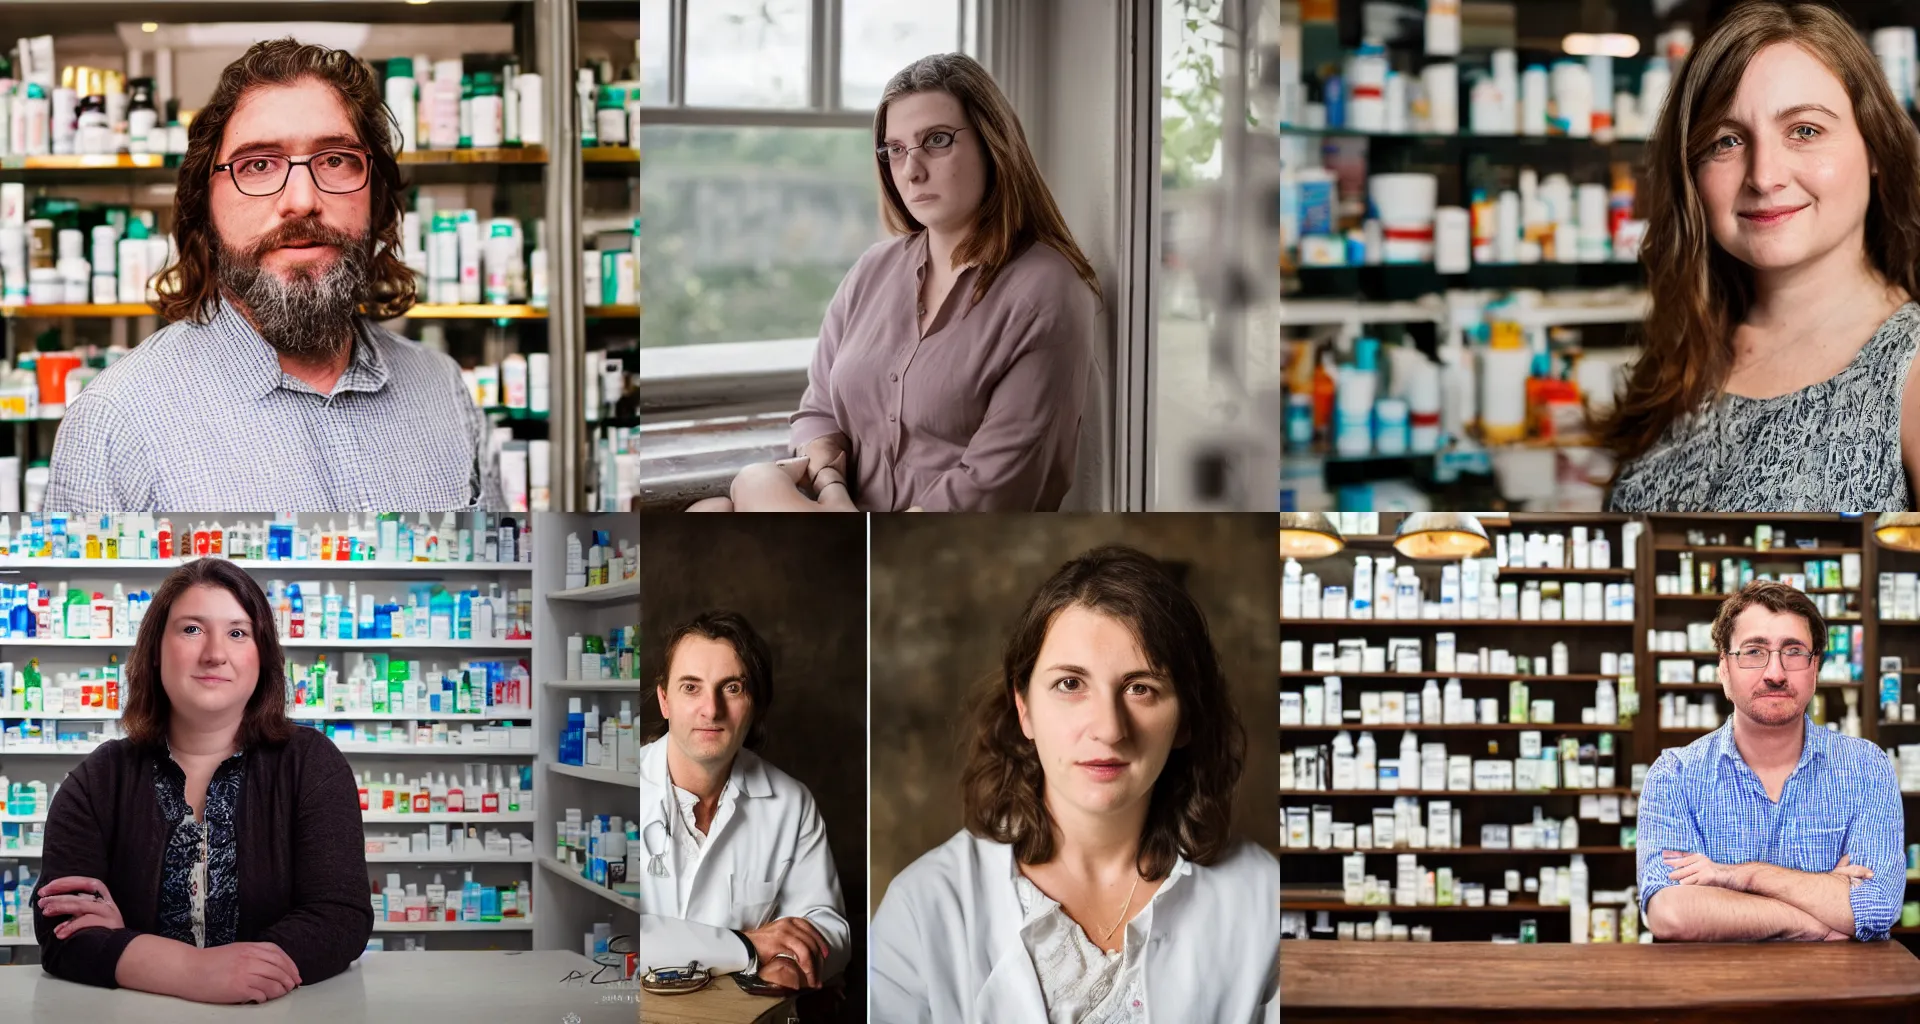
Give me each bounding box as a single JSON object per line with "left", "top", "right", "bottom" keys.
{"left": 640, "top": 736, "right": 774, "bottom": 801}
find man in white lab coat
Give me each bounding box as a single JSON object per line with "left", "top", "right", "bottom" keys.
{"left": 638, "top": 610, "right": 850, "bottom": 991}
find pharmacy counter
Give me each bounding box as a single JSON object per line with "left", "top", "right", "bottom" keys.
{"left": 0, "top": 950, "right": 636, "bottom": 1023}
{"left": 639, "top": 980, "right": 795, "bottom": 1024}
{"left": 1282, "top": 940, "right": 1920, "bottom": 1022}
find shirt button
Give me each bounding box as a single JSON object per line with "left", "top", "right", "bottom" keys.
{"left": 890, "top": 373, "right": 899, "bottom": 382}
{"left": 888, "top": 412, "right": 897, "bottom": 422}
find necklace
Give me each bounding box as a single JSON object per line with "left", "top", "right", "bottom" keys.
{"left": 1101, "top": 874, "right": 1141, "bottom": 944}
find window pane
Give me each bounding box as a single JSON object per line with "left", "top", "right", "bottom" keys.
{"left": 840, "top": 0, "right": 963, "bottom": 110}
{"left": 684, "top": 0, "right": 811, "bottom": 109}
{"left": 640, "top": 125, "right": 883, "bottom": 347}
{"left": 640, "top": 0, "right": 670, "bottom": 104}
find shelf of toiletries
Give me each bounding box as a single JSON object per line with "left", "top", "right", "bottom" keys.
{"left": 0, "top": 148, "right": 638, "bottom": 170}
{"left": 1280, "top": 899, "right": 1577, "bottom": 913}
{"left": 547, "top": 578, "right": 639, "bottom": 603}
{"left": 0, "top": 557, "right": 530, "bottom": 572}
{"left": 366, "top": 853, "right": 533, "bottom": 865}
{"left": 1279, "top": 846, "right": 1630, "bottom": 857}
{"left": 296, "top": 710, "right": 531, "bottom": 723}
{"left": 1280, "top": 789, "right": 1631, "bottom": 797}
{"left": 1652, "top": 544, "right": 1860, "bottom": 556}
{"left": 363, "top": 811, "right": 536, "bottom": 824}
{"left": 546, "top": 761, "right": 637, "bottom": 789}
{"left": 1277, "top": 291, "right": 1650, "bottom": 330}
{"left": 282, "top": 638, "right": 532, "bottom": 650}
{"left": 1278, "top": 124, "right": 1647, "bottom": 147}
{"left": 1281, "top": 724, "right": 1625, "bottom": 734}
{"left": 1283, "top": 619, "right": 1630, "bottom": 628}
{"left": 538, "top": 856, "right": 637, "bottom": 913}
{"left": 0, "top": 304, "right": 561, "bottom": 320}
{"left": 1659, "top": 589, "right": 1856, "bottom": 599}
{"left": 542, "top": 678, "right": 641, "bottom": 692}
{"left": 1281, "top": 671, "right": 1614, "bottom": 683}
{"left": 371, "top": 919, "right": 533, "bottom": 933}
{"left": 332, "top": 743, "right": 534, "bottom": 757}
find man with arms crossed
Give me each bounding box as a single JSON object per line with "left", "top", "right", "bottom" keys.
{"left": 639, "top": 611, "right": 849, "bottom": 991}
{"left": 1638, "top": 581, "right": 1903, "bottom": 941}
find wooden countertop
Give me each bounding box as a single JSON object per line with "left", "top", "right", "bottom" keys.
{"left": 640, "top": 979, "right": 795, "bottom": 1023}
{"left": 1282, "top": 941, "right": 1920, "bottom": 1022}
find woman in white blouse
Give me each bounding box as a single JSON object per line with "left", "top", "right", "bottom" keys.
{"left": 869, "top": 546, "right": 1279, "bottom": 1024}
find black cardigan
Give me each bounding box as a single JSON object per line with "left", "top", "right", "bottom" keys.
{"left": 32, "top": 726, "right": 374, "bottom": 988}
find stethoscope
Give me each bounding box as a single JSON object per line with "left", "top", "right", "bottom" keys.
{"left": 643, "top": 816, "right": 671, "bottom": 878}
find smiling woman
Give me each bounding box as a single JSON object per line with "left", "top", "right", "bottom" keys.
{"left": 1602, "top": 0, "right": 1920, "bottom": 511}
{"left": 31, "top": 557, "right": 372, "bottom": 1004}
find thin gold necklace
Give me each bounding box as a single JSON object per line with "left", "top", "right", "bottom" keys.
{"left": 1102, "top": 874, "right": 1141, "bottom": 944}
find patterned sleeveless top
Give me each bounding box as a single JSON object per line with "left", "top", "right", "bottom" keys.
{"left": 1609, "top": 302, "right": 1920, "bottom": 511}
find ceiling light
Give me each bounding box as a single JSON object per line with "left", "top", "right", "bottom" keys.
{"left": 1393, "top": 512, "right": 1491, "bottom": 560}
{"left": 1280, "top": 513, "right": 1345, "bottom": 559}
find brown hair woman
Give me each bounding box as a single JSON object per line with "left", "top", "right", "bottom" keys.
{"left": 1602, "top": 0, "right": 1920, "bottom": 510}
{"left": 691, "top": 52, "right": 1105, "bottom": 513}
{"left": 32, "top": 558, "right": 371, "bottom": 1003}
{"left": 869, "top": 546, "right": 1279, "bottom": 1022}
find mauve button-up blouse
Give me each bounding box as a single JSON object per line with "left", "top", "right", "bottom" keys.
{"left": 789, "top": 231, "right": 1097, "bottom": 511}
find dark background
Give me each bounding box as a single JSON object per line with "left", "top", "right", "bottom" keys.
{"left": 640, "top": 514, "right": 867, "bottom": 1021}
{"left": 866, "top": 513, "right": 1280, "bottom": 912}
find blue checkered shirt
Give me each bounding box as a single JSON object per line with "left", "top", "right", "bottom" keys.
{"left": 45, "top": 296, "right": 504, "bottom": 512}
{"left": 1636, "top": 716, "right": 1905, "bottom": 941}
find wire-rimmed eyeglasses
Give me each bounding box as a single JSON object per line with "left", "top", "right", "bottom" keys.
{"left": 213, "top": 149, "right": 371, "bottom": 197}
{"left": 876, "top": 127, "right": 972, "bottom": 166}
{"left": 1724, "top": 645, "right": 1816, "bottom": 671}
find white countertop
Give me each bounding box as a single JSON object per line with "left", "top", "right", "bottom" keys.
{"left": 0, "top": 950, "right": 637, "bottom": 1023}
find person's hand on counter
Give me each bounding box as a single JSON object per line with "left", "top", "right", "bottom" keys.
{"left": 754, "top": 956, "right": 806, "bottom": 992}
{"left": 744, "top": 916, "right": 829, "bottom": 988}
{"left": 35, "top": 876, "right": 125, "bottom": 937}
{"left": 189, "top": 941, "right": 303, "bottom": 1004}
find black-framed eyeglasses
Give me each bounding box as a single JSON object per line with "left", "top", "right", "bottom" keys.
{"left": 1725, "top": 645, "right": 1817, "bottom": 671}
{"left": 213, "top": 149, "right": 370, "bottom": 197}
{"left": 877, "top": 127, "right": 971, "bottom": 165}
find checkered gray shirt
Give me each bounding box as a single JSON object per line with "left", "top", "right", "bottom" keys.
{"left": 45, "top": 295, "right": 504, "bottom": 512}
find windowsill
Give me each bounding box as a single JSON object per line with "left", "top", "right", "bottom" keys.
{"left": 639, "top": 413, "right": 794, "bottom": 510}
{"left": 639, "top": 337, "right": 815, "bottom": 414}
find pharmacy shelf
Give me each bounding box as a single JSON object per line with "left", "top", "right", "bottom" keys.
{"left": 372, "top": 918, "right": 533, "bottom": 933}
{"left": 0, "top": 153, "right": 170, "bottom": 170}
{"left": 1281, "top": 672, "right": 1615, "bottom": 683}
{"left": 0, "top": 304, "right": 553, "bottom": 321}
{"left": 0, "top": 850, "right": 39, "bottom": 858}
{"left": 1280, "top": 899, "right": 1582, "bottom": 913}
{"left": 1281, "top": 619, "right": 1633, "bottom": 628}
{"left": 331, "top": 744, "right": 534, "bottom": 757}
{"left": 0, "top": 935, "right": 36, "bottom": 946}
{"left": 0, "top": 745, "right": 104, "bottom": 756}
{"left": 397, "top": 146, "right": 550, "bottom": 165}
{"left": 546, "top": 578, "right": 638, "bottom": 603}
{"left": 293, "top": 709, "right": 532, "bottom": 722}
{"left": 0, "top": 814, "right": 46, "bottom": 824}
{"left": 1280, "top": 789, "right": 1632, "bottom": 797}
{"left": 0, "top": 710, "right": 120, "bottom": 719}
{"left": 542, "top": 678, "right": 642, "bottom": 692}
{"left": 1279, "top": 723, "right": 1628, "bottom": 734}
{"left": 0, "top": 638, "right": 131, "bottom": 647}
{"left": 1278, "top": 847, "right": 1632, "bottom": 857}
{"left": 1655, "top": 680, "right": 1867, "bottom": 690}
{"left": 1652, "top": 545, "right": 1860, "bottom": 556}
{"left": 538, "top": 856, "right": 639, "bottom": 913}
{"left": 545, "top": 761, "right": 637, "bottom": 788}
{"left": 1490, "top": 568, "right": 1635, "bottom": 578}
{"left": 407, "top": 304, "right": 547, "bottom": 319}
{"left": 580, "top": 147, "right": 640, "bottom": 164}
{"left": 362, "top": 811, "right": 535, "bottom": 824}
{"left": 365, "top": 853, "right": 533, "bottom": 864}
{"left": 0, "top": 304, "right": 157, "bottom": 319}
{"left": 280, "top": 638, "right": 533, "bottom": 650}
{"left": 585, "top": 305, "right": 641, "bottom": 319}
{"left": 0, "top": 558, "right": 531, "bottom": 572}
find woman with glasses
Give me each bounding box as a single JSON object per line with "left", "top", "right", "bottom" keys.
{"left": 689, "top": 53, "right": 1104, "bottom": 512}
{"left": 870, "top": 546, "right": 1281, "bottom": 1021}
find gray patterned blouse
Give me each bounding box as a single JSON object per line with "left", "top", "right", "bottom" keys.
{"left": 1609, "top": 302, "right": 1920, "bottom": 511}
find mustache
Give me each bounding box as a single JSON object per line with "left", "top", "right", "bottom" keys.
{"left": 247, "top": 220, "right": 362, "bottom": 262}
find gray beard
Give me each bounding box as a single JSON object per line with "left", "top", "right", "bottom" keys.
{"left": 217, "top": 231, "right": 372, "bottom": 359}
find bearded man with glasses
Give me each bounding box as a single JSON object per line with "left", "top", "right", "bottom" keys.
{"left": 1636, "top": 580, "right": 1903, "bottom": 943}
{"left": 45, "top": 39, "right": 502, "bottom": 512}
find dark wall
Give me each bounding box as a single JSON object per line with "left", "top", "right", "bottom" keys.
{"left": 867, "top": 513, "right": 1279, "bottom": 911}
{"left": 639, "top": 515, "right": 867, "bottom": 1018}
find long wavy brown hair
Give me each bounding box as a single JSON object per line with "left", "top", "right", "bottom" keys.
{"left": 960, "top": 545, "right": 1245, "bottom": 881}
{"left": 120, "top": 558, "right": 293, "bottom": 752}
{"left": 154, "top": 38, "right": 415, "bottom": 324}
{"left": 1598, "top": 0, "right": 1920, "bottom": 468}
{"left": 873, "top": 53, "right": 1103, "bottom": 307}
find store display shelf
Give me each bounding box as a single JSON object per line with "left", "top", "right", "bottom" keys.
{"left": 280, "top": 638, "right": 532, "bottom": 650}
{"left": 1291, "top": 261, "right": 1643, "bottom": 303}
{"left": 1281, "top": 619, "right": 1631, "bottom": 628}
{"left": 1281, "top": 788, "right": 1631, "bottom": 797}
{"left": 0, "top": 557, "right": 531, "bottom": 572}
{"left": 331, "top": 744, "right": 534, "bottom": 757}
{"left": 1278, "top": 846, "right": 1631, "bottom": 857}
{"left": 545, "top": 761, "right": 637, "bottom": 788}
{"left": 407, "top": 304, "right": 546, "bottom": 319}
{"left": 0, "top": 850, "right": 39, "bottom": 858}
{"left": 362, "top": 811, "right": 535, "bottom": 824}
{"left": 1280, "top": 899, "right": 1575, "bottom": 912}
{"left": 0, "top": 814, "right": 46, "bottom": 824}
{"left": 587, "top": 305, "right": 641, "bottom": 319}
{"left": 0, "top": 745, "right": 104, "bottom": 756}
{"left": 1280, "top": 723, "right": 1628, "bottom": 733}
{"left": 1279, "top": 124, "right": 1650, "bottom": 148}
{"left": 1659, "top": 589, "right": 1856, "bottom": 600}
{"left": 0, "top": 935, "right": 37, "bottom": 946}
{"left": 580, "top": 147, "right": 640, "bottom": 163}
{"left": 1279, "top": 294, "right": 1648, "bottom": 329}
{"left": 0, "top": 153, "right": 171, "bottom": 170}
{"left": 365, "top": 853, "right": 532, "bottom": 865}
{"left": 1491, "top": 568, "right": 1635, "bottom": 578}
{"left": 538, "top": 856, "right": 638, "bottom": 912}
{"left": 546, "top": 578, "right": 638, "bottom": 603}
{"left": 293, "top": 709, "right": 532, "bottom": 722}
{"left": 0, "top": 638, "right": 130, "bottom": 647}
{"left": 0, "top": 303, "right": 155, "bottom": 319}
{"left": 0, "top": 709, "right": 120, "bottom": 719}
{"left": 397, "top": 146, "right": 549, "bottom": 165}
{"left": 1280, "top": 672, "right": 1614, "bottom": 683}
{"left": 1653, "top": 545, "right": 1859, "bottom": 556}
{"left": 372, "top": 918, "right": 533, "bottom": 933}
{"left": 542, "top": 678, "right": 642, "bottom": 692}
{"left": 0, "top": 304, "right": 554, "bottom": 321}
